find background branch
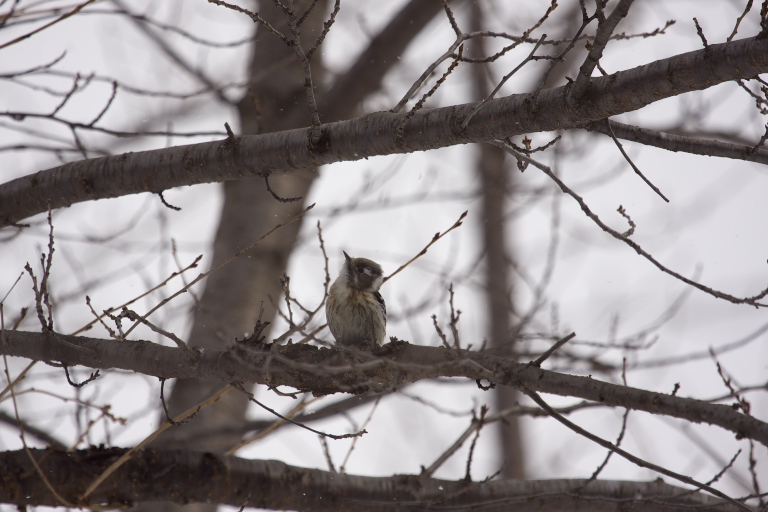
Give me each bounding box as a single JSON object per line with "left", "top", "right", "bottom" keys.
{"left": 0, "top": 447, "right": 745, "bottom": 511}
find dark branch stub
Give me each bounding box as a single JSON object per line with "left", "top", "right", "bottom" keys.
{"left": 530, "top": 332, "right": 576, "bottom": 367}
{"left": 264, "top": 176, "right": 303, "bottom": 204}
{"left": 160, "top": 378, "right": 197, "bottom": 426}
{"left": 63, "top": 365, "right": 100, "bottom": 388}
{"left": 157, "top": 191, "right": 181, "bottom": 211}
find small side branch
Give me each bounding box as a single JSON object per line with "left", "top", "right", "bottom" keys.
{"left": 530, "top": 332, "right": 576, "bottom": 367}
{"left": 525, "top": 389, "right": 750, "bottom": 512}
{"left": 604, "top": 119, "right": 669, "bottom": 202}
{"left": 570, "top": 0, "right": 636, "bottom": 102}
{"left": 383, "top": 211, "right": 468, "bottom": 284}
{"left": 492, "top": 141, "right": 768, "bottom": 307}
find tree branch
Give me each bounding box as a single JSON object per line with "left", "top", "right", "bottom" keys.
{"left": 2, "top": 331, "right": 767, "bottom": 447}
{"left": 587, "top": 120, "right": 768, "bottom": 165}
{"left": 569, "top": 0, "right": 635, "bottom": 102}
{"left": 0, "top": 447, "right": 748, "bottom": 511}
{"left": 2, "top": 36, "right": 768, "bottom": 227}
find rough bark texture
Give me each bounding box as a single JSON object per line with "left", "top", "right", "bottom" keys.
{"left": 0, "top": 448, "right": 743, "bottom": 511}
{"left": 3, "top": 35, "right": 768, "bottom": 226}
{"left": 3, "top": 330, "right": 766, "bottom": 447}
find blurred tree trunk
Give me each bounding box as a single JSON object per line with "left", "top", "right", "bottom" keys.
{"left": 137, "top": 2, "right": 449, "bottom": 511}
{"left": 138, "top": 4, "right": 329, "bottom": 512}
{"left": 468, "top": 3, "right": 525, "bottom": 480}
{"left": 469, "top": 0, "right": 596, "bottom": 480}
{"left": 478, "top": 144, "right": 526, "bottom": 480}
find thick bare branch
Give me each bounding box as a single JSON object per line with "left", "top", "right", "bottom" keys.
{"left": 2, "top": 36, "right": 768, "bottom": 227}
{"left": 0, "top": 447, "right": 747, "bottom": 511}
{"left": 2, "top": 331, "right": 767, "bottom": 447}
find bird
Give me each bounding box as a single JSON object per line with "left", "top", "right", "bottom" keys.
{"left": 326, "top": 251, "right": 387, "bottom": 348}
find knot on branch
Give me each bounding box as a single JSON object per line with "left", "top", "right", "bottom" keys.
{"left": 308, "top": 126, "right": 331, "bottom": 156}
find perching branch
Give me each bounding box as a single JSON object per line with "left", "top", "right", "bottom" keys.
{"left": 1, "top": 330, "right": 767, "bottom": 448}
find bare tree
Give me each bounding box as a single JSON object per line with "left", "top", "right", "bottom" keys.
{"left": 1, "top": 1, "right": 768, "bottom": 511}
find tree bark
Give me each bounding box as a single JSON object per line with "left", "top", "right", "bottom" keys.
{"left": 0, "top": 447, "right": 743, "bottom": 511}
{"left": 3, "top": 35, "right": 768, "bottom": 226}
{"left": 468, "top": 2, "right": 525, "bottom": 479}
{"left": 3, "top": 330, "right": 767, "bottom": 448}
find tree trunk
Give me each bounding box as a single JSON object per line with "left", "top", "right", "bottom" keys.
{"left": 468, "top": 3, "right": 525, "bottom": 479}
{"left": 137, "top": 3, "right": 329, "bottom": 512}
{"left": 136, "top": 2, "right": 450, "bottom": 511}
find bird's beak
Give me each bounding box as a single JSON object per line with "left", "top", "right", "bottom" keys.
{"left": 343, "top": 251, "right": 352, "bottom": 263}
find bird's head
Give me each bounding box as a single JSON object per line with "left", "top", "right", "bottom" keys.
{"left": 341, "top": 251, "right": 383, "bottom": 292}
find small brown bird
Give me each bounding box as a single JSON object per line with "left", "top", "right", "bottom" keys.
{"left": 326, "top": 251, "right": 386, "bottom": 348}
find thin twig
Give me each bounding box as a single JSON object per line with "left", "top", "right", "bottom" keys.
{"left": 616, "top": 205, "right": 636, "bottom": 237}
{"left": 383, "top": 211, "right": 467, "bottom": 284}
{"left": 339, "top": 396, "right": 381, "bottom": 473}
{"left": 283, "top": 1, "right": 322, "bottom": 128}
{"left": 423, "top": 404, "right": 493, "bottom": 477}
{"left": 264, "top": 176, "right": 303, "bottom": 203}
{"left": 157, "top": 191, "right": 181, "bottom": 211}
{"left": 463, "top": 405, "right": 488, "bottom": 482}
{"left": 305, "top": 0, "right": 340, "bottom": 60}
{"left": 122, "top": 204, "right": 315, "bottom": 339}
{"left": 447, "top": 284, "right": 461, "bottom": 349}
{"left": 119, "top": 307, "right": 189, "bottom": 350}
{"left": 461, "top": 34, "right": 549, "bottom": 130}
{"left": 81, "top": 385, "right": 234, "bottom": 499}
{"left": 71, "top": 255, "right": 202, "bottom": 336}
{"left": 0, "top": 361, "right": 36, "bottom": 403}
{"left": 62, "top": 365, "right": 99, "bottom": 388}
{"left": 533, "top": 6, "right": 595, "bottom": 98}
{"left": 226, "top": 396, "right": 320, "bottom": 454}
{"left": 207, "top": 0, "right": 290, "bottom": 44}
{"left": 747, "top": 441, "right": 765, "bottom": 508}
{"left": 525, "top": 389, "right": 750, "bottom": 512}
{"left": 493, "top": 141, "right": 768, "bottom": 307}
{"left": 728, "top": 0, "right": 754, "bottom": 42}
{"left": 0, "top": 0, "right": 97, "bottom": 50}
{"left": 432, "top": 314, "right": 451, "bottom": 349}
{"left": 530, "top": 332, "right": 576, "bottom": 366}
{"left": 605, "top": 119, "right": 669, "bottom": 202}
{"left": 461, "top": 0, "right": 558, "bottom": 65}
{"left": 234, "top": 383, "right": 365, "bottom": 441}
{"left": 391, "top": 36, "right": 468, "bottom": 113}
{"left": 570, "top": 0, "right": 636, "bottom": 102}
{"left": 397, "top": 45, "right": 464, "bottom": 145}
{"left": 319, "top": 435, "right": 337, "bottom": 473}
{"left": 576, "top": 359, "right": 631, "bottom": 488}
{"left": 694, "top": 17, "right": 709, "bottom": 48}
